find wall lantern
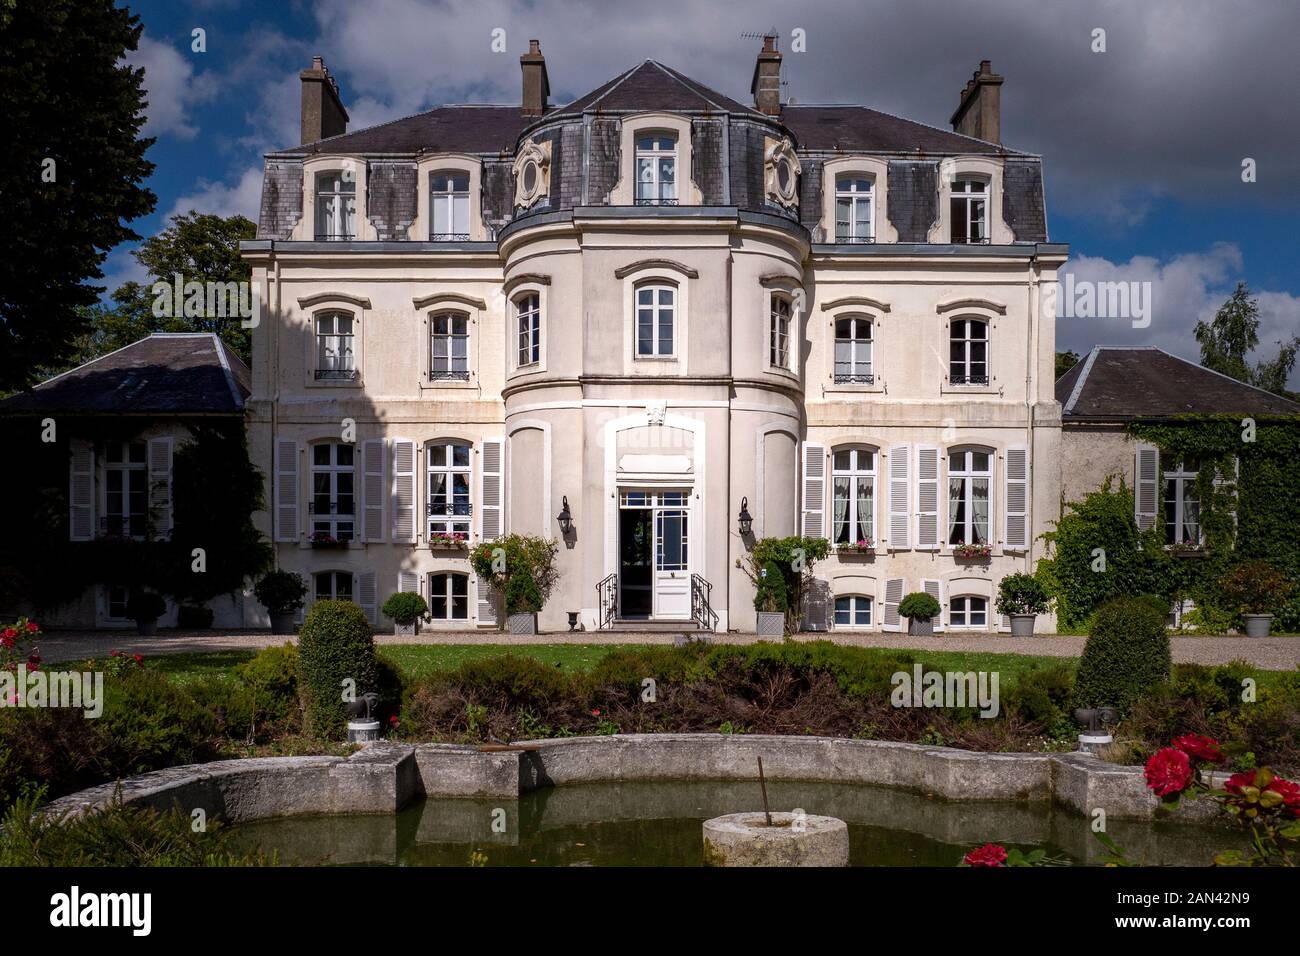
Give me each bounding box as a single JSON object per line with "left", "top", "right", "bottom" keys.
{"left": 556, "top": 496, "right": 574, "bottom": 535}
{"left": 737, "top": 497, "right": 753, "bottom": 537}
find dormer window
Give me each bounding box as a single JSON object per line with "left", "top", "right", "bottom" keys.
{"left": 314, "top": 171, "right": 356, "bottom": 240}
{"left": 431, "top": 173, "right": 470, "bottom": 240}
{"left": 835, "top": 177, "right": 874, "bottom": 242}
{"left": 635, "top": 133, "right": 677, "bottom": 205}
{"left": 950, "top": 178, "right": 988, "bottom": 244}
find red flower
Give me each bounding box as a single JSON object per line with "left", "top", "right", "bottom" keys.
{"left": 133, "top": 654, "right": 143, "bottom": 664}
{"left": 0, "top": 635, "right": 13, "bottom": 649}
{"left": 1173, "top": 734, "right": 1225, "bottom": 764}
{"left": 24, "top": 622, "right": 38, "bottom": 633}
{"left": 1229, "top": 770, "right": 1300, "bottom": 817}
{"left": 1, "top": 627, "right": 16, "bottom": 641}
{"left": 590, "top": 708, "right": 601, "bottom": 717}
{"left": 26, "top": 653, "right": 40, "bottom": 666}
{"left": 964, "top": 843, "right": 1008, "bottom": 867}
{"left": 1144, "top": 747, "right": 1193, "bottom": 797}
{"left": 388, "top": 715, "right": 400, "bottom": 726}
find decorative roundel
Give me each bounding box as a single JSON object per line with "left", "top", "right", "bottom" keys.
{"left": 765, "top": 137, "right": 801, "bottom": 209}
{"left": 513, "top": 140, "right": 551, "bottom": 210}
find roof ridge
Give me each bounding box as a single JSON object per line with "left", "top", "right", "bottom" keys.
{"left": 784, "top": 103, "right": 1026, "bottom": 154}
{"left": 650, "top": 61, "right": 751, "bottom": 114}
{"left": 208, "top": 334, "right": 246, "bottom": 410}
{"left": 1148, "top": 346, "right": 1300, "bottom": 408}
{"left": 1062, "top": 346, "right": 1101, "bottom": 415}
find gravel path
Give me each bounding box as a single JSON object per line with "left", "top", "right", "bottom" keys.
{"left": 34, "top": 629, "right": 1300, "bottom": 670}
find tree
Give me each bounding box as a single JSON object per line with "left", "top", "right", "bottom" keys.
{"left": 1194, "top": 283, "right": 1298, "bottom": 396}
{"left": 1250, "top": 336, "right": 1300, "bottom": 399}
{"left": 1055, "top": 350, "right": 1080, "bottom": 380}
{"left": 0, "top": 0, "right": 156, "bottom": 391}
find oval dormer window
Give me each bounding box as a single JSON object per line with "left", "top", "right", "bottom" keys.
{"left": 777, "top": 158, "right": 792, "bottom": 194}
{"left": 522, "top": 160, "right": 538, "bottom": 194}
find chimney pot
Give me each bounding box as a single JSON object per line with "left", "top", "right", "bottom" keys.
{"left": 299, "top": 55, "right": 349, "bottom": 144}
{"left": 949, "top": 58, "right": 1003, "bottom": 144}
{"left": 751, "top": 36, "right": 783, "bottom": 115}
{"left": 980, "top": 59, "right": 992, "bottom": 73}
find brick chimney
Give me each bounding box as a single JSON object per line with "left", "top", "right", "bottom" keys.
{"left": 300, "top": 56, "right": 349, "bottom": 144}
{"left": 520, "top": 39, "right": 550, "bottom": 117}
{"left": 750, "top": 35, "right": 782, "bottom": 115}
{"left": 949, "top": 59, "right": 1003, "bottom": 144}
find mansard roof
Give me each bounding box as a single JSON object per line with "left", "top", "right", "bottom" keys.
{"left": 0, "top": 334, "right": 249, "bottom": 416}
{"left": 780, "top": 104, "right": 1023, "bottom": 155}
{"left": 1057, "top": 346, "right": 1300, "bottom": 422}
{"left": 281, "top": 104, "right": 531, "bottom": 156}
{"left": 546, "top": 60, "right": 763, "bottom": 119}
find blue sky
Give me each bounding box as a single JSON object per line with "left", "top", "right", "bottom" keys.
{"left": 118, "top": 0, "right": 1299, "bottom": 385}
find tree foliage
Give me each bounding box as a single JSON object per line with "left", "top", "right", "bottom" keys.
{"left": 1195, "top": 283, "right": 1299, "bottom": 398}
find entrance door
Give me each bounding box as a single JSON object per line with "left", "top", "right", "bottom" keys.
{"left": 618, "top": 489, "right": 691, "bottom": 620}
{"left": 618, "top": 506, "right": 653, "bottom": 618}
{"left": 653, "top": 491, "right": 690, "bottom": 619}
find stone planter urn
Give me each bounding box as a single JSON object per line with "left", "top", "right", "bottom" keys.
{"left": 507, "top": 612, "right": 537, "bottom": 635}
{"left": 268, "top": 611, "right": 297, "bottom": 634}
{"left": 346, "top": 719, "right": 381, "bottom": 744}
{"left": 1243, "top": 614, "right": 1273, "bottom": 638}
{"left": 907, "top": 617, "right": 934, "bottom": 637}
{"left": 1009, "top": 613, "right": 1037, "bottom": 637}
{"left": 756, "top": 611, "right": 786, "bottom": 637}
{"left": 393, "top": 620, "right": 421, "bottom": 637}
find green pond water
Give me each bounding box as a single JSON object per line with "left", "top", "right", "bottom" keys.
{"left": 229, "top": 779, "right": 1246, "bottom": 867}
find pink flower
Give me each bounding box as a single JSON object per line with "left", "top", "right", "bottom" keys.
{"left": 964, "top": 843, "right": 1007, "bottom": 867}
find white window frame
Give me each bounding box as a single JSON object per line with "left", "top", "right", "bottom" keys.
{"left": 428, "top": 571, "right": 470, "bottom": 622}
{"left": 769, "top": 293, "right": 792, "bottom": 370}
{"left": 949, "top": 317, "right": 989, "bottom": 386}
{"left": 635, "top": 282, "right": 677, "bottom": 358}
{"left": 1162, "top": 456, "right": 1203, "bottom": 547}
{"left": 833, "top": 594, "right": 873, "bottom": 628}
{"left": 102, "top": 440, "right": 148, "bottom": 539}
{"left": 834, "top": 176, "right": 874, "bottom": 242}
{"left": 309, "top": 442, "right": 357, "bottom": 542}
{"left": 429, "top": 170, "right": 471, "bottom": 240}
{"left": 314, "top": 311, "right": 357, "bottom": 382}
{"left": 831, "top": 447, "right": 876, "bottom": 548}
{"left": 429, "top": 310, "right": 470, "bottom": 381}
{"left": 833, "top": 315, "right": 874, "bottom": 384}
{"left": 515, "top": 292, "right": 542, "bottom": 368}
{"left": 415, "top": 156, "right": 483, "bottom": 241}
{"left": 949, "top": 177, "right": 989, "bottom": 244}
{"left": 947, "top": 447, "right": 993, "bottom": 547}
{"left": 634, "top": 131, "right": 678, "bottom": 205}
{"left": 427, "top": 440, "right": 472, "bottom": 540}
{"left": 313, "top": 169, "right": 357, "bottom": 241}
{"left": 949, "top": 595, "right": 989, "bottom": 629}
{"left": 313, "top": 569, "right": 354, "bottom": 602}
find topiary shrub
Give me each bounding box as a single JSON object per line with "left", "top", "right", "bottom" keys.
{"left": 504, "top": 566, "right": 544, "bottom": 616}
{"left": 296, "top": 600, "right": 378, "bottom": 739}
{"left": 1072, "top": 595, "right": 1172, "bottom": 712}
{"left": 380, "top": 591, "right": 428, "bottom": 626}
{"left": 753, "top": 561, "right": 789, "bottom": 613}
{"left": 898, "top": 592, "right": 940, "bottom": 621}
{"left": 995, "top": 573, "right": 1050, "bottom": 617}
{"left": 254, "top": 570, "right": 307, "bottom": 616}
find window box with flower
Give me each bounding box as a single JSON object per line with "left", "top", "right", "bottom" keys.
{"left": 837, "top": 538, "right": 875, "bottom": 556}
{"left": 309, "top": 531, "right": 348, "bottom": 550}
{"left": 952, "top": 543, "right": 992, "bottom": 560}
{"left": 428, "top": 531, "right": 470, "bottom": 551}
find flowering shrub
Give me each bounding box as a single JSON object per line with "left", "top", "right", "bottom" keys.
{"left": 0, "top": 618, "right": 41, "bottom": 673}
{"left": 953, "top": 543, "right": 992, "bottom": 559}
{"left": 103, "top": 649, "right": 146, "bottom": 678}
{"left": 308, "top": 531, "right": 345, "bottom": 548}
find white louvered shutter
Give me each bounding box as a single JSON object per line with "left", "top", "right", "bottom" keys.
{"left": 355, "top": 570, "right": 377, "bottom": 624}
{"left": 148, "top": 437, "right": 173, "bottom": 537}
{"left": 801, "top": 442, "right": 826, "bottom": 538}
{"left": 398, "top": 570, "right": 420, "bottom": 598}
{"left": 922, "top": 577, "right": 945, "bottom": 632}
{"left": 1134, "top": 444, "right": 1159, "bottom": 531}
{"left": 69, "top": 439, "right": 96, "bottom": 541}
{"left": 363, "top": 439, "right": 386, "bottom": 543}
{"left": 888, "top": 444, "right": 911, "bottom": 549}
{"left": 480, "top": 439, "right": 503, "bottom": 540}
{"left": 275, "top": 440, "right": 300, "bottom": 542}
{"left": 881, "top": 578, "right": 904, "bottom": 632}
{"left": 390, "top": 439, "right": 416, "bottom": 543}
{"left": 915, "top": 445, "right": 940, "bottom": 550}
{"left": 1003, "top": 445, "right": 1029, "bottom": 551}
{"left": 475, "top": 576, "right": 497, "bottom": 627}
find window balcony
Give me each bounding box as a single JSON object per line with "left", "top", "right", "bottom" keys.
{"left": 314, "top": 368, "right": 359, "bottom": 381}
{"left": 833, "top": 372, "right": 875, "bottom": 385}
{"left": 429, "top": 370, "right": 471, "bottom": 382}
{"left": 948, "top": 374, "right": 990, "bottom": 386}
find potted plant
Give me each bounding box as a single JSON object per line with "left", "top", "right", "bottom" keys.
{"left": 953, "top": 542, "right": 993, "bottom": 560}
{"left": 753, "top": 560, "right": 788, "bottom": 637}
{"left": 428, "top": 531, "right": 469, "bottom": 550}
{"left": 995, "top": 573, "right": 1050, "bottom": 637}
{"left": 837, "top": 537, "right": 874, "bottom": 555}
{"left": 470, "top": 534, "right": 559, "bottom": 632}
{"left": 309, "top": 531, "right": 347, "bottom": 549}
{"left": 381, "top": 591, "right": 429, "bottom": 636}
{"left": 504, "top": 567, "right": 543, "bottom": 634}
{"left": 1217, "top": 560, "right": 1294, "bottom": 637}
{"left": 255, "top": 569, "right": 307, "bottom": 634}
{"left": 899, "top": 591, "right": 941, "bottom": 637}
{"left": 125, "top": 590, "right": 166, "bottom": 636}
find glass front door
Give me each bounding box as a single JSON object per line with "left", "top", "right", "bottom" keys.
{"left": 619, "top": 489, "right": 691, "bottom": 620}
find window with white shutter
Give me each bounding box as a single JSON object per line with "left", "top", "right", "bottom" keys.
{"left": 475, "top": 575, "right": 498, "bottom": 627}
{"left": 480, "top": 439, "right": 503, "bottom": 540}
{"left": 888, "top": 444, "right": 911, "bottom": 549}
{"left": 921, "top": 578, "right": 945, "bottom": 632}
{"left": 801, "top": 442, "right": 826, "bottom": 538}
{"left": 363, "top": 439, "right": 386, "bottom": 543}
{"left": 881, "top": 577, "right": 904, "bottom": 631}
{"left": 1003, "top": 445, "right": 1028, "bottom": 551}
{"left": 354, "top": 570, "right": 377, "bottom": 624}
{"left": 398, "top": 570, "right": 420, "bottom": 596}
{"left": 274, "top": 440, "right": 300, "bottom": 542}
{"left": 69, "top": 439, "right": 95, "bottom": 541}
{"left": 1134, "top": 443, "right": 1159, "bottom": 531}
{"left": 148, "top": 437, "right": 173, "bottom": 538}
{"left": 390, "top": 439, "right": 416, "bottom": 542}
{"left": 915, "top": 445, "right": 940, "bottom": 549}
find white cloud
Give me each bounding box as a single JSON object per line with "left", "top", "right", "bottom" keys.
{"left": 127, "top": 36, "right": 212, "bottom": 140}
{"left": 167, "top": 166, "right": 263, "bottom": 221}
{"left": 1057, "top": 244, "right": 1300, "bottom": 388}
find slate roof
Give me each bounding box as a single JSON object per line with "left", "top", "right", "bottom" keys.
{"left": 1057, "top": 347, "right": 1300, "bottom": 421}
{"left": 547, "top": 60, "right": 762, "bottom": 119}
{"left": 780, "top": 105, "right": 1021, "bottom": 154}
{"left": 281, "top": 105, "right": 532, "bottom": 156}
{"left": 0, "top": 334, "right": 250, "bottom": 416}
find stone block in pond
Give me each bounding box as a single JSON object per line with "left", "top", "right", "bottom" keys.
{"left": 703, "top": 812, "right": 849, "bottom": 867}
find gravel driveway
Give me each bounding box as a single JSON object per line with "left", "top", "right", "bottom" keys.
{"left": 34, "top": 629, "right": 1300, "bottom": 670}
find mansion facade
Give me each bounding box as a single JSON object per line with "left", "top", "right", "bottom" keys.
{"left": 242, "top": 41, "right": 1066, "bottom": 633}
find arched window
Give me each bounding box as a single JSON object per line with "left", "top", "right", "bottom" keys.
{"left": 430, "top": 172, "right": 470, "bottom": 240}
{"left": 314, "top": 170, "right": 356, "bottom": 240}
{"left": 314, "top": 311, "right": 356, "bottom": 380}
{"left": 949, "top": 595, "right": 988, "bottom": 628}
{"left": 947, "top": 448, "right": 992, "bottom": 546}
{"left": 769, "top": 294, "right": 792, "bottom": 369}
{"left": 428, "top": 572, "right": 469, "bottom": 621}
{"left": 314, "top": 570, "right": 353, "bottom": 602}
{"left": 429, "top": 311, "right": 469, "bottom": 380}
{"left": 310, "top": 442, "right": 355, "bottom": 542}
{"left": 834, "top": 594, "right": 873, "bottom": 627}
{"left": 635, "top": 283, "right": 675, "bottom": 357}
{"left": 427, "top": 441, "right": 471, "bottom": 540}
{"left": 516, "top": 293, "right": 540, "bottom": 367}
{"left": 835, "top": 176, "right": 873, "bottom": 242}
{"left": 834, "top": 316, "right": 873, "bottom": 383}
{"left": 831, "top": 447, "right": 875, "bottom": 547}
{"left": 950, "top": 178, "right": 988, "bottom": 244}
{"left": 949, "top": 318, "right": 988, "bottom": 385}
{"left": 635, "top": 132, "right": 677, "bottom": 205}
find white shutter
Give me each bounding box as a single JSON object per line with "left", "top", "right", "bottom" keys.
{"left": 362, "top": 439, "right": 386, "bottom": 543}
{"left": 1134, "top": 444, "right": 1159, "bottom": 531}
{"left": 475, "top": 576, "right": 497, "bottom": 627}
{"left": 148, "top": 437, "right": 173, "bottom": 537}
{"left": 922, "top": 577, "right": 945, "bottom": 632}
{"left": 801, "top": 442, "right": 826, "bottom": 538}
{"left": 881, "top": 578, "right": 904, "bottom": 631}
{"left": 69, "top": 439, "right": 95, "bottom": 541}
{"left": 480, "top": 439, "right": 503, "bottom": 540}
{"left": 1003, "top": 445, "right": 1029, "bottom": 551}
{"left": 275, "top": 440, "right": 300, "bottom": 542}
{"left": 355, "top": 570, "right": 377, "bottom": 624}
{"left": 915, "top": 445, "right": 940, "bottom": 550}
{"left": 390, "top": 439, "right": 416, "bottom": 543}
{"left": 998, "top": 611, "right": 1011, "bottom": 633}
{"left": 888, "top": 444, "right": 911, "bottom": 549}
{"left": 398, "top": 570, "right": 420, "bottom": 597}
